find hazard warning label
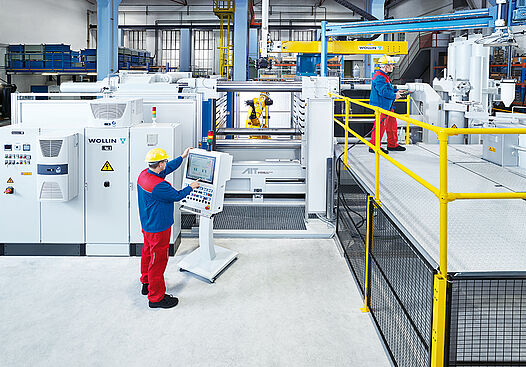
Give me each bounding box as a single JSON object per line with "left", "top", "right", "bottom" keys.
{"left": 101, "top": 161, "right": 114, "bottom": 172}
{"left": 451, "top": 124, "right": 458, "bottom": 129}
{"left": 7, "top": 177, "right": 13, "bottom": 183}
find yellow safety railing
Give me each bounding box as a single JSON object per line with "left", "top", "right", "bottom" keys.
{"left": 329, "top": 92, "right": 526, "bottom": 367}
{"left": 334, "top": 96, "right": 412, "bottom": 144}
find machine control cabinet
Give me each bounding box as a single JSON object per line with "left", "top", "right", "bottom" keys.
{"left": 0, "top": 127, "right": 40, "bottom": 243}
{"left": 181, "top": 149, "right": 232, "bottom": 217}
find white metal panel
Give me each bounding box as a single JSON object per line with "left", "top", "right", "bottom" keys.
{"left": 0, "top": 127, "right": 40, "bottom": 243}
{"left": 129, "top": 124, "right": 182, "bottom": 244}
{"left": 85, "top": 128, "right": 130, "bottom": 244}
{"left": 306, "top": 98, "right": 334, "bottom": 213}
{"left": 16, "top": 100, "right": 94, "bottom": 128}
{"left": 40, "top": 128, "right": 85, "bottom": 244}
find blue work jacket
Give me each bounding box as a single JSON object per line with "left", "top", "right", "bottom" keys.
{"left": 369, "top": 70, "right": 398, "bottom": 111}
{"left": 137, "top": 157, "right": 192, "bottom": 233}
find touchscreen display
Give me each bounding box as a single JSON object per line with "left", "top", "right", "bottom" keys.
{"left": 186, "top": 153, "right": 216, "bottom": 184}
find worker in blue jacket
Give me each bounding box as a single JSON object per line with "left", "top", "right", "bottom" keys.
{"left": 369, "top": 55, "right": 406, "bottom": 154}
{"left": 137, "top": 147, "right": 200, "bottom": 309}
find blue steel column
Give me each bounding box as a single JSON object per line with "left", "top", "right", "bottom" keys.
{"left": 233, "top": 0, "right": 249, "bottom": 81}
{"left": 180, "top": 28, "right": 191, "bottom": 72}
{"left": 321, "top": 21, "right": 328, "bottom": 77}
{"left": 97, "top": 0, "right": 122, "bottom": 81}
{"left": 363, "top": 0, "right": 384, "bottom": 81}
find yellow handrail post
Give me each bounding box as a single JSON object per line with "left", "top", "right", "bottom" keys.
{"left": 344, "top": 99, "right": 349, "bottom": 166}
{"left": 374, "top": 109, "right": 380, "bottom": 201}
{"left": 431, "top": 131, "right": 449, "bottom": 367}
{"left": 406, "top": 96, "right": 411, "bottom": 145}
{"left": 361, "top": 195, "right": 373, "bottom": 313}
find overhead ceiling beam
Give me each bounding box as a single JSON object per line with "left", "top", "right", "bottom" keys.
{"left": 332, "top": 0, "right": 377, "bottom": 20}
{"left": 385, "top": 0, "right": 409, "bottom": 9}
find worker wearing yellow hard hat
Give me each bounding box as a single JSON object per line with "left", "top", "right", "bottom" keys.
{"left": 369, "top": 54, "right": 406, "bottom": 153}
{"left": 137, "top": 146, "right": 200, "bottom": 309}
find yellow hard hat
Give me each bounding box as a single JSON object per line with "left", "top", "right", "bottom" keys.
{"left": 377, "top": 55, "right": 397, "bottom": 65}
{"left": 145, "top": 148, "right": 170, "bottom": 163}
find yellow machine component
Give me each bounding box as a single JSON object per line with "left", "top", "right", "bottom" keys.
{"left": 245, "top": 93, "right": 273, "bottom": 139}
{"left": 279, "top": 40, "right": 408, "bottom": 55}
{"left": 213, "top": 0, "right": 234, "bottom": 79}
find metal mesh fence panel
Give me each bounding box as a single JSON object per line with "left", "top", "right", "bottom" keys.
{"left": 369, "top": 202, "right": 435, "bottom": 367}
{"left": 336, "top": 160, "right": 368, "bottom": 296}
{"left": 448, "top": 276, "right": 526, "bottom": 367}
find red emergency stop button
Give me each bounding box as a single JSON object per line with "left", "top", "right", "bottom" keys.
{"left": 205, "top": 205, "right": 210, "bottom": 210}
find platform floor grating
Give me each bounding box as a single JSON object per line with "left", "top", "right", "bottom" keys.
{"left": 213, "top": 205, "right": 307, "bottom": 231}
{"left": 338, "top": 144, "right": 526, "bottom": 273}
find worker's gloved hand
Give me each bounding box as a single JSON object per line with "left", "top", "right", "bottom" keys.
{"left": 190, "top": 180, "right": 200, "bottom": 189}
{"left": 395, "top": 91, "right": 405, "bottom": 99}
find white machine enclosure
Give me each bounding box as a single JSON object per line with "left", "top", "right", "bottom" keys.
{"left": 482, "top": 124, "right": 521, "bottom": 167}
{"left": 181, "top": 149, "right": 233, "bottom": 217}
{"left": 0, "top": 126, "right": 40, "bottom": 243}
{"left": 85, "top": 128, "right": 130, "bottom": 255}
{"left": 88, "top": 98, "right": 143, "bottom": 128}
{"left": 129, "top": 123, "right": 183, "bottom": 244}
{"left": 37, "top": 133, "right": 79, "bottom": 202}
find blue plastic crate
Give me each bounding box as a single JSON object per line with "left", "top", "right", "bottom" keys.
{"left": 8, "top": 44, "right": 24, "bottom": 53}
{"left": 45, "top": 44, "right": 70, "bottom": 52}
{"left": 9, "top": 60, "right": 25, "bottom": 69}
{"left": 81, "top": 49, "right": 96, "bottom": 56}
{"left": 131, "top": 56, "right": 139, "bottom": 63}
{"left": 28, "top": 61, "right": 44, "bottom": 69}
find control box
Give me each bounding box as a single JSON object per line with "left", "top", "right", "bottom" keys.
{"left": 181, "top": 149, "right": 232, "bottom": 217}
{"left": 0, "top": 126, "right": 40, "bottom": 243}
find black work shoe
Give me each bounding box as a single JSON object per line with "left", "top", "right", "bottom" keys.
{"left": 387, "top": 145, "right": 406, "bottom": 152}
{"left": 141, "top": 283, "right": 149, "bottom": 296}
{"left": 369, "top": 147, "right": 389, "bottom": 154}
{"left": 149, "top": 294, "right": 179, "bottom": 309}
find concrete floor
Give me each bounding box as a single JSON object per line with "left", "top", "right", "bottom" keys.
{"left": 0, "top": 238, "right": 391, "bottom": 367}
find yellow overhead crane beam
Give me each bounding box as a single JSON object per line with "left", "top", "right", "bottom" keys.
{"left": 277, "top": 40, "right": 408, "bottom": 55}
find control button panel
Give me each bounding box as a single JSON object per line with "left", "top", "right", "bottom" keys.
{"left": 183, "top": 185, "right": 214, "bottom": 207}
{"left": 4, "top": 144, "right": 31, "bottom": 166}
{"left": 4, "top": 153, "right": 32, "bottom": 166}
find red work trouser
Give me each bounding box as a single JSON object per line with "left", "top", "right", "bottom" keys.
{"left": 140, "top": 227, "right": 171, "bottom": 303}
{"left": 370, "top": 112, "right": 399, "bottom": 148}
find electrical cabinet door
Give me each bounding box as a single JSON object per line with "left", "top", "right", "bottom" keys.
{"left": 129, "top": 124, "right": 182, "bottom": 244}
{"left": 85, "top": 128, "right": 130, "bottom": 244}
{"left": 0, "top": 127, "right": 40, "bottom": 243}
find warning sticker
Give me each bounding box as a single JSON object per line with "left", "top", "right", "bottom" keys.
{"left": 489, "top": 146, "right": 497, "bottom": 153}
{"left": 451, "top": 124, "right": 458, "bottom": 129}
{"left": 101, "top": 161, "right": 114, "bottom": 172}
{"left": 7, "top": 177, "right": 13, "bottom": 183}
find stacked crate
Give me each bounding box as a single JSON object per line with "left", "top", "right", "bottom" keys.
{"left": 24, "top": 44, "right": 45, "bottom": 70}
{"left": 6, "top": 45, "right": 24, "bottom": 69}
{"left": 81, "top": 49, "right": 96, "bottom": 70}
{"left": 44, "top": 44, "right": 71, "bottom": 71}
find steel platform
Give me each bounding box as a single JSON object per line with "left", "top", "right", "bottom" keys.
{"left": 338, "top": 143, "right": 526, "bottom": 273}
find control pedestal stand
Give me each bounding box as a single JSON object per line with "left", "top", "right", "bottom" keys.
{"left": 178, "top": 215, "right": 238, "bottom": 283}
